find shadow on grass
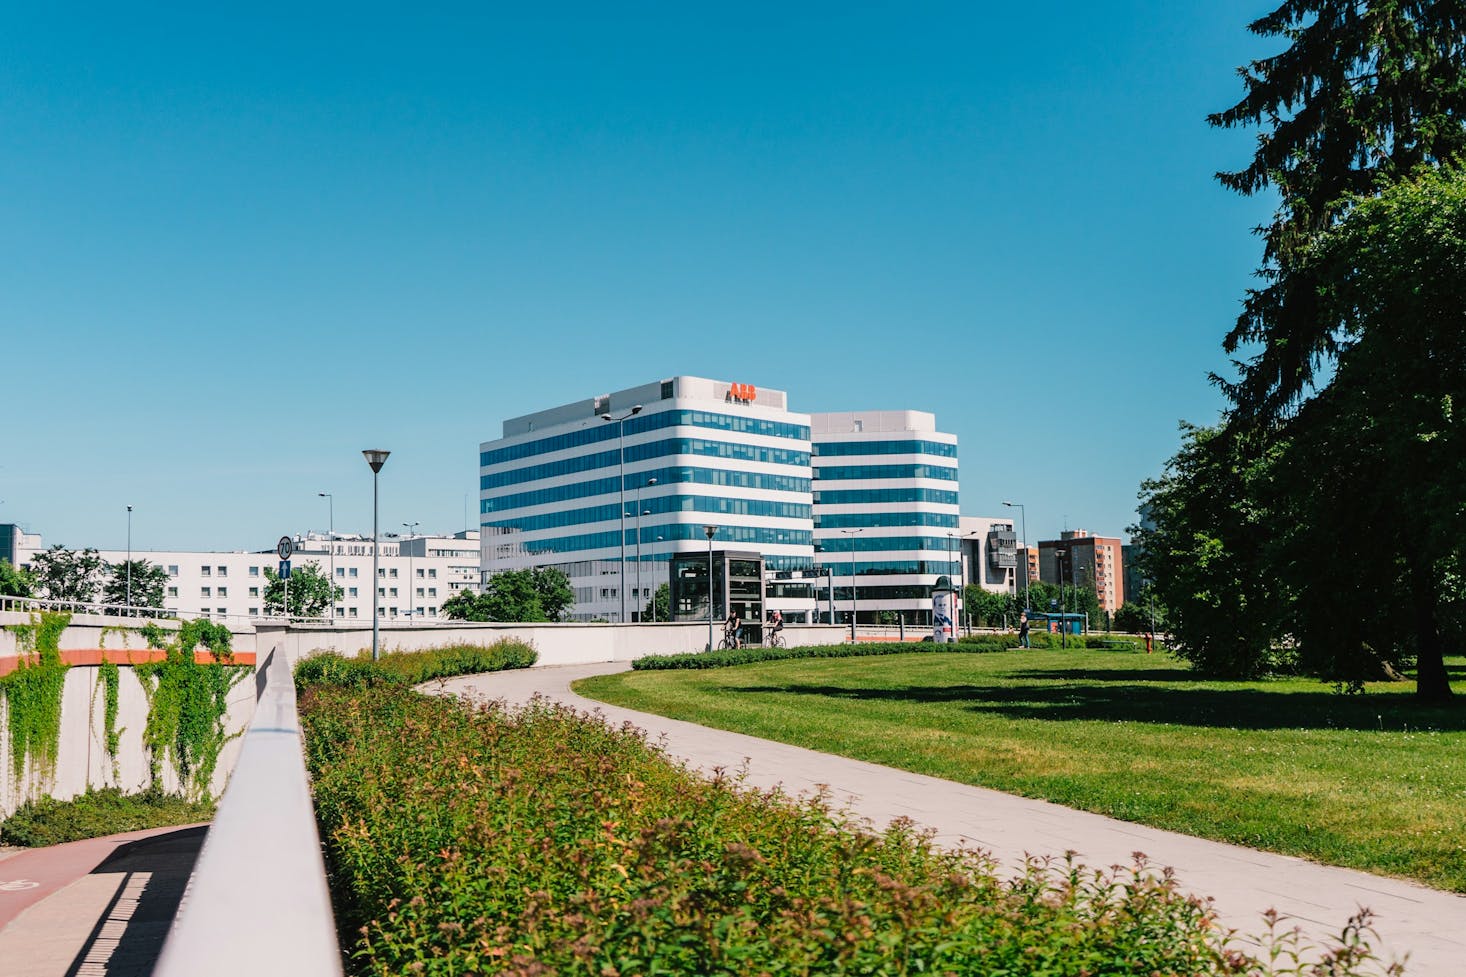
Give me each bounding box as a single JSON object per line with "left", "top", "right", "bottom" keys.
{"left": 729, "top": 681, "right": 1466, "bottom": 732}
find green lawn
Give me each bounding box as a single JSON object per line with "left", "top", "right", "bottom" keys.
{"left": 574, "top": 648, "right": 1466, "bottom": 893}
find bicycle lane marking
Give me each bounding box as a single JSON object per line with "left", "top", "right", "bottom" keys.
{"left": 0, "top": 825, "right": 202, "bottom": 932}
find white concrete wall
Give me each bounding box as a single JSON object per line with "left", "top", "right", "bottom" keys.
{"left": 261, "top": 621, "right": 850, "bottom": 666}
{"left": 0, "top": 661, "right": 257, "bottom": 820}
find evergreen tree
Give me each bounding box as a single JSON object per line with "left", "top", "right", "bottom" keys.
{"left": 1209, "top": 0, "right": 1466, "bottom": 418}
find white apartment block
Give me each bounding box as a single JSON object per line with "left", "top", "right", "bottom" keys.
{"left": 9, "top": 527, "right": 480, "bottom": 624}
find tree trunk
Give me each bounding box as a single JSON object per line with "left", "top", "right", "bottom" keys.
{"left": 1409, "top": 556, "right": 1453, "bottom": 703}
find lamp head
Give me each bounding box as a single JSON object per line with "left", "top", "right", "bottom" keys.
{"left": 630, "top": 404, "right": 643, "bottom": 415}
{"left": 703, "top": 525, "right": 717, "bottom": 539}
{"left": 362, "top": 449, "right": 391, "bottom": 473}
{"left": 1002, "top": 500, "right": 1015, "bottom": 507}
{"left": 599, "top": 413, "right": 611, "bottom": 421}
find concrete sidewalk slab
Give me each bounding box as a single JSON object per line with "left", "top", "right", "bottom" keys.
{"left": 0, "top": 824, "right": 206, "bottom": 977}
{"left": 437, "top": 662, "right": 1466, "bottom": 977}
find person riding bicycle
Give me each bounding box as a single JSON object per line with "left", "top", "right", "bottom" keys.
{"left": 723, "top": 611, "right": 741, "bottom": 649}
{"left": 768, "top": 609, "right": 784, "bottom": 643}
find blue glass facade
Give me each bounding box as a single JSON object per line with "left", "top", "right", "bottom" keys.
{"left": 481, "top": 409, "right": 811, "bottom": 467}
{"left": 483, "top": 437, "right": 809, "bottom": 490}
{"left": 812, "top": 439, "right": 957, "bottom": 458}
{"left": 483, "top": 467, "right": 810, "bottom": 515}
{"left": 812, "top": 463, "right": 958, "bottom": 482}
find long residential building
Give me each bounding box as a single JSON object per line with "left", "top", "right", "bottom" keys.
{"left": 5, "top": 525, "right": 480, "bottom": 624}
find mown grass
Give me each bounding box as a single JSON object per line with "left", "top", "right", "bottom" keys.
{"left": 576, "top": 648, "right": 1466, "bottom": 893}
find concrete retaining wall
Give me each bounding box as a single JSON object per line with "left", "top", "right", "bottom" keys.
{"left": 0, "top": 611, "right": 257, "bottom": 819}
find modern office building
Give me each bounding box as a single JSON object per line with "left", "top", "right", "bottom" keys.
{"left": 479, "top": 377, "right": 816, "bottom": 622}
{"left": 1037, "top": 530, "right": 1126, "bottom": 616}
{"left": 810, "top": 411, "right": 960, "bottom": 626}
{"left": 7, "top": 526, "right": 480, "bottom": 623}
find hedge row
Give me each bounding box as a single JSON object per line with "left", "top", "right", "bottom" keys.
{"left": 294, "top": 640, "right": 537, "bottom": 690}
{"left": 0, "top": 787, "right": 214, "bottom": 847}
{"left": 632, "top": 640, "right": 989, "bottom": 671}
{"left": 297, "top": 677, "right": 1389, "bottom": 976}
{"left": 957, "top": 632, "right": 1148, "bottom": 652}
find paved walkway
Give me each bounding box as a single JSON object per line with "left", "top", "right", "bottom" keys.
{"left": 440, "top": 662, "right": 1465, "bottom": 977}
{"left": 0, "top": 824, "right": 206, "bottom": 977}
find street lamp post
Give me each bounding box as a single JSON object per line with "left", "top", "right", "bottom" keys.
{"left": 125, "top": 505, "right": 133, "bottom": 608}
{"left": 601, "top": 405, "right": 644, "bottom": 623}
{"left": 362, "top": 450, "right": 390, "bottom": 660}
{"left": 402, "top": 521, "right": 419, "bottom": 624}
{"left": 704, "top": 525, "right": 717, "bottom": 650}
{"left": 319, "top": 493, "right": 334, "bottom": 619}
{"left": 1002, "top": 501, "right": 1030, "bottom": 612}
{"left": 1055, "top": 548, "right": 1068, "bottom": 649}
{"left": 633, "top": 477, "right": 656, "bottom": 622}
{"left": 839, "top": 528, "right": 862, "bottom": 642}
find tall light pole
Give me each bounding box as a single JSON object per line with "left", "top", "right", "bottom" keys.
{"left": 1056, "top": 548, "right": 1069, "bottom": 649}
{"left": 125, "top": 505, "right": 133, "bottom": 608}
{"left": 633, "top": 477, "right": 656, "bottom": 622}
{"left": 319, "top": 492, "right": 334, "bottom": 619}
{"left": 600, "top": 405, "right": 643, "bottom": 622}
{"left": 362, "top": 450, "right": 390, "bottom": 660}
{"left": 402, "top": 521, "right": 419, "bottom": 624}
{"left": 839, "top": 528, "right": 862, "bottom": 641}
{"left": 1002, "top": 501, "right": 1029, "bottom": 612}
{"left": 704, "top": 525, "right": 717, "bottom": 650}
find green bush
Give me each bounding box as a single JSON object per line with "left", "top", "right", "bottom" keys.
{"left": 295, "top": 640, "right": 537, "bottom": 690}
{"left": 0, "top": 787, "right": 214, "bottom": 847}
{"left": 299, "top": 683, "right": 1393, "bottom": 976}
{"left": 633, "top": 640, "right": 1018, "bottom": 671}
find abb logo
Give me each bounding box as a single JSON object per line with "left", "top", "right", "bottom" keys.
{"left": 728, "top": 382, "right": 757, "bottom": 403}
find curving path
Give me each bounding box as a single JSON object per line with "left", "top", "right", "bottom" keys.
{"left": 438, "top": 662, "right": 1466, "bottom": 977}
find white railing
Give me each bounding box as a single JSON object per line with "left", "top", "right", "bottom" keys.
{"left": 153, "top": 643, "right": 343, "bottom": 976}
{"left": 0, "top": 593, "right": 323, "bottom": 628}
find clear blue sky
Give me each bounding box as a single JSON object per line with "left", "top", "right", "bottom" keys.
{"left": 1, "top": 2, "right": 1276, "bottom": 553}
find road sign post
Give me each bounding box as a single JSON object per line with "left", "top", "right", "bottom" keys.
{"left": 277, "top": 537, "right": 294, "bottom": 619}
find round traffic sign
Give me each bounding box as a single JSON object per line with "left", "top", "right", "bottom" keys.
{"left": 277, "top": 536, "right": 294, "bottom": 560}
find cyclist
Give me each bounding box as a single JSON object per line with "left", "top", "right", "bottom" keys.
{"left": 723, "top": 610, "right": 741, "bottom": 649}
{"left": 768, "top": 609, "right": 784, "bottom": 645}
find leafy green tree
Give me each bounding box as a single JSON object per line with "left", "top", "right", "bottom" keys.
{"left": 1136, "top": 425, "right": 1294, "bottom": 678}
{"left": 1114, "top": 600, "right": 1164, "bottom": 635}
{"left": 1268, "top": 168, "right": 1466, "bottom": 699}
{"left": 263, "top": 561, "right": 342, "bottom": 618}
{"left": 1209, "top": 0, "right": 1466, "bottom": 419}
{"left": 442, "top": 567, "right": 575, "bottom": 623}
{"left": 530, "top": 567, "right": 574, "bottom": 622}
{"left": 964, "top": 586, "right": 1016, "bottom": 627}
{"left": 102, "top": 559, "right": 169, "bottom": 610}
{"left": 29, "top": 546, "right": 105, "bottom": 602}
{"left": 0, "top": 559, "right": 34, "bottom": 598}
{"left": 642, "top": 583, "right": 670, "bottom": 623}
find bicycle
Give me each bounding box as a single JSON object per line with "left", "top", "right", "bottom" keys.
{"left": 765, "top": 628, "right": 786, "bottom": 649}
{"left": 718, "top": 631, "right": 740, "bottom": 650}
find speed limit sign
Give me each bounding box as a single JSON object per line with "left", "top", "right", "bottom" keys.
{"left": 277, "top": 536, "right": 294, "bottom": 560}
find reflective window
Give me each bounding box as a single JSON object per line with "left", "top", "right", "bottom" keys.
{"left": 481, "top": 409, "right": 811, "bottom": 467}
{"left": 482, "top": 466, "right": 811, "bottom": 514}
{"left": 812, "top": 439, "right": 956, "bottom": 458}
{"left": 812, "top": 464, "right": 958, "bottom": 482}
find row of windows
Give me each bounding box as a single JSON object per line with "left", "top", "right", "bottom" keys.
{"left": 815, "top": 511, "right": 959, "bottom": 530}
{"left": 812, "top": 463, "right": 958, "bottom": 482}
{"left": 812, "top": 488, "right": 960, "bottom": 507}
{"left": 482, "top": 466, "right": 812, "bottom": 514}
{"left": 814, "top": 560, "right": 961, "bottom": 577}
{"left": 482, "top": 409, "right": 811, "bottom": 467}
{"left": 485, "top": 496, "right": 811, "bottom": 535}
{"left": 812, "top": 439, "right": 957, "bottom": 459}
{"left": 514, "top": 523, "right": 813, "bottom": 558}
{"left": 814, "top": 535, "right": 969, "bottom": 554}
{"left": 482, "top": 438, "right": 810, "bottom": 490}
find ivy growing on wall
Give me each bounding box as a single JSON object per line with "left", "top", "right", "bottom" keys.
{"left": 136, "top": 620, "right": 251, "bottom": 799}
{"left": 1, "top": 612, "right": 72, "bottom": 790}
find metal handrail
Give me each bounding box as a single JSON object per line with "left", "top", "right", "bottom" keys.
{"left": 0, "top": 594, "right": 323, "bottom": 627}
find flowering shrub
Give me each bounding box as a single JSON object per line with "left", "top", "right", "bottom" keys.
{"left": 298, "top": 680, "right": 1398, "bottom": 976}
{"left": 294, "top": 640, "right": 537, "bottom": 690}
